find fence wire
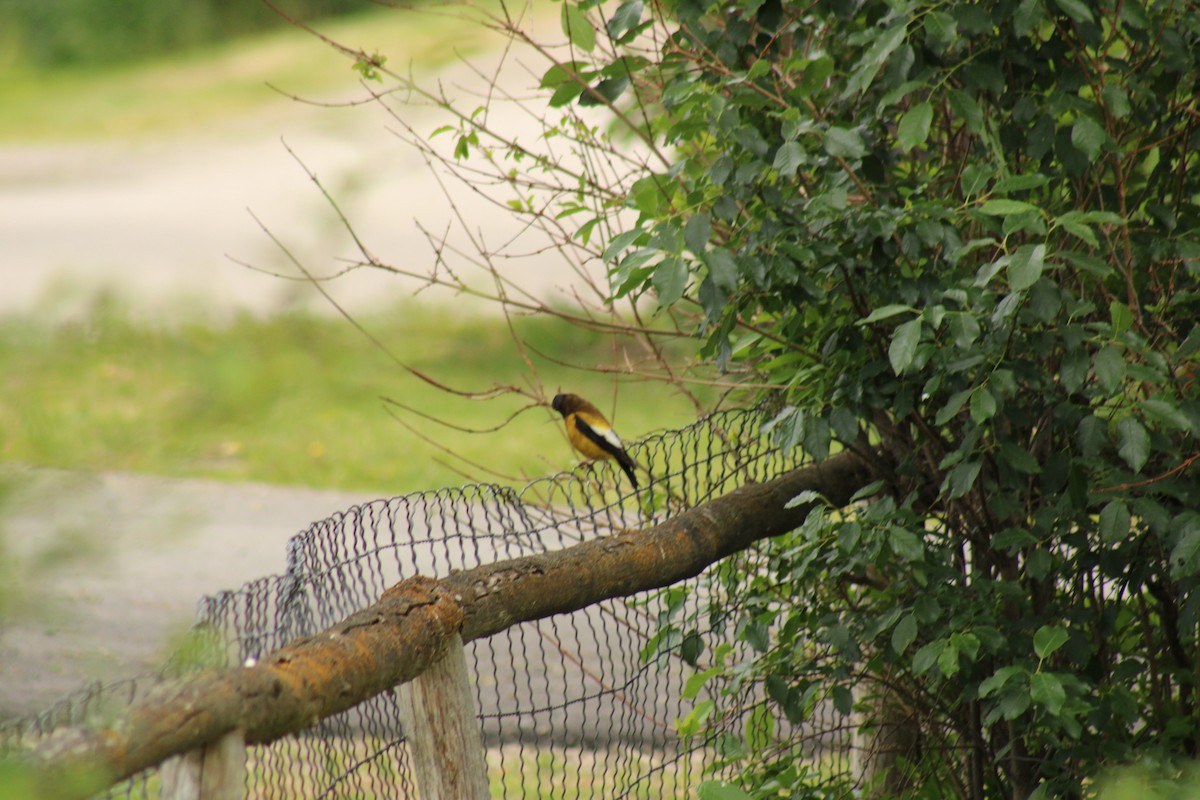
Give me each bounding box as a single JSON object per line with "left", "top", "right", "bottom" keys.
{"left": 2, "top": 405, "right": 856, "bottom": 798}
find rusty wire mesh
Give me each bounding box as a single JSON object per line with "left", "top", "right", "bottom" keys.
{"left": 2, "top": 406, "right": 856, "bottom": 798}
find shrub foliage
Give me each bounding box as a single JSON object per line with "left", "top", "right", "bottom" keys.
{"left": 541, "top": 0, "right": 1199, "bottom": 794}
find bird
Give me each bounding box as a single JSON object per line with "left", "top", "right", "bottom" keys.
{"left": 551, "top": 393, "right": 639, "bottom": 489}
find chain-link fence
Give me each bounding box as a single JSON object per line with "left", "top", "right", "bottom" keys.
{"left": 2, "top": 406, "right": 856, "bottom": 798}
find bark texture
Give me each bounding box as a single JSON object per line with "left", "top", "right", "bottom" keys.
{"left": 30, "top": 450, "right": 875, "bottom": 797}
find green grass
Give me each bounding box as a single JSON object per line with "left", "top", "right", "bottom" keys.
{"left": 0, "top": 301, "right": 708, "bottom": 494}
{"left": 0, "top": 3, "right": 511, "bottom": 141}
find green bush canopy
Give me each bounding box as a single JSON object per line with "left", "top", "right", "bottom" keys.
{"left": 542, "top": 0, "right": 1200, "bottom": 794}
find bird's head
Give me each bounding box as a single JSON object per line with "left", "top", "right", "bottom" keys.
{"left": 551, "top": 393, "right": 576, "bottom": 416}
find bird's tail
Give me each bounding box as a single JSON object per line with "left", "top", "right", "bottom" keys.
{"left": 616, "top": 451, "right": 639, "bottom": 489}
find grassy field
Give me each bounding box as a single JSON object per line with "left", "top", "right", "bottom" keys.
{"left": 0, "top": 299, "right": 710, "bottom": 494}
{"left": 0, "top": 2, "right": 515, "bottom": 141}
{"left": 0, "top": 0, "right": 712, "bottom": 494}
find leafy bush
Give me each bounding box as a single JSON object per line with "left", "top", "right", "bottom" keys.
{"left": 538, "top": 0, "right": 1200, "bottom": 794}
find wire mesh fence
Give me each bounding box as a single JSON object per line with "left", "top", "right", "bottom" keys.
{"left": 1, "top": 406, "right": 857, "bottom": 798}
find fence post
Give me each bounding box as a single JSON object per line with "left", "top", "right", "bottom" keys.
{"left": 160, "top": 729, "right": 246, "bottom": 800}
{"left": 397, "top": 633, "right": 490, "bottom": 800}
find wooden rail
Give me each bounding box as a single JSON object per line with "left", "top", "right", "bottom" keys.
{"left": 28, "top": 450, "right": 874, "bottom": 799}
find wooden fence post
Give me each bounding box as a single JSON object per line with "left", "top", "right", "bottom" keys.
{"left": 160, "top": 729, "right": 246, "bottom": 800}
{"left": 397, "top": 634, "right": 490, "bottom": 800}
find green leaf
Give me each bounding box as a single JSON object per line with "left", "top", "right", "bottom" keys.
{"left": 892, "top": 614, "right": 918, "bottom": 655}
{"left": 803, "top": 415, "right": 831, "bottom": 460}
{"left": 913, "top": 639, "right": 946, "bottom": 674}
{"left": 1013, "top": 0, "right": 1043, "bottom": 36}
{"left": 561, "top": 3, "right": 596, "bottom": 52}
{"left": 979, "top": 665, "right": 1024, "bottom": 697}
{"left": 935, "top": 391, "right": 971, "bottom": 426}
{"left": 843, "top": 24, "right": 907, "bottom": 97}
{"left": 1117, "top": 417, "right": 1150, "bottom": 473}
{"left": 824, "top": 127, "right": 867, "bottom": 159}
{"left": 703, "top": 248, "right": 739, "bottom": 292}
{"left": 784, "top": 489, "right": 823, "bottom": 509}
{"left": 1169, "top": 516, "right": 1200, "bottom": 580}
{"left": 1058, "top": 217, "right": 1099, "bottom": 248}
{"left": 765, "top": 674, "right": 789, "bottom": 707}
{"left": 970, "top": 386, "right": 997, "bottom": 423}
{"left": 999, "top": 442, "right": 1041, "bottom": 474}
{"left": 1109, "top": 301, "right": 1133, "bottom": 336}
{"left": 1060, "top": 347, "right": 1089, "bottom": 393}
{"left": 1075, "top": 210, "right": 1125, "bottom": 225}
{"left": 1102, "top": 84, "right": 1131, "bottom": 119}
{"left": 733, "top": 125, "right": 770, "bottom": 158}
{"left": 961, "top": 165, "right": 993, "bottom": 197}
{"left": 1175, "top": 325, "right": 1200, "bottom": 361}
{"left": 1071, "top": 115, "right": 1108, "bottom": 161}
{"left": 938, "top": 641, "right": 961, "bottom": 678}
{"left": 889, "top": 318, "right": 923, "bottom": 374}
{"left": 832, "top": 685, "right": 854, "bottom": 715}
{"left": 831, "top": 407, "right": 859, "bottom": 443}
{"left": 800, "top": 56, "right": 835, "bottom": 96}
{"left": 743, "top": 59, "right": 771, "bottom": 80}
{"left": 1030, "top": 672, "right": 1067, "bottom": 715}
{"left": 860, "top": 304, "right": 917, "bottom": 324}
{"left": 1033, "top": 625, "right": 1069, "bottom": 659}
{"left": 539, "top": 61, "right": 588, "bottom": 89}
{"left": 949, "top": 89, "right": 984, "bottom": 133}
{"left": 1093, "top": 346, "right": 1125, "bottom": 393}
{"left": 1054, "top": 0, "right": 1095, "bottom": 23}
{"left": 980, "top": 198, "right": 1041, "bottom": 217}
{"left": 1007, "top": 243, "right": 1046, "bottom": 291}
{"left": 765, "top": 406, "right": 805, "bottom": 453}
{"left": 923, "top": 11, "right": 957, "bottom": 51}
{"left": 683, "top": 666, "right": 722, "bottom": 699}
{"left": 684, "top": 214, "right": 710, "bottom": 255}
{"left": 605, "top": 0, "right": 643, "bottom": 41}
{"left": 578, "top": 75, "right": 630, "bottom": 107}
{"left": 772, "top": 140, "right": 806, "bottom": 177}
{"left": 652, "top": 257, "right": 688, "bottom": 306}
{"left": 994, "top": 173, "right": 1050, "bottom": 193}
{"left": 677, "top": 699, "right": 714, "bottom": 736}
{"left": 1077, "top": 415, "right": 1106, "bottom": 457}
{"left": 950, "top": 314, "right": 981, "bottom": 347}
{"left": 897, "top": 102, "right": 934, "bottom": 151}
{"left": 602, "top": 228, "right": 644, "bottom": 262}
{"left": 680, "top": 631, "right": 703, "bottom": 665}
{"left": 890, "top": 528, "right": 925, "bottom": 561}
{"left": 1099, "top": 500, "right": 1131, "bottom": 543}
{"left": 1141, "top": 399, "right": 1195, "bottom": 432}
{"left": 744, "top": 704, "right": 775, "bottom": 753}
{"left": 851, "top": 480, "right": 885, "bottom": 503}
{"left": 992, "top": 528, "right": 1037, "bottom": 551}
{"left": 1000, "top": 686, "right": 1032, "bottom": 719}
{"left": 945, "top": 459, "right": 982, "bottom": 499}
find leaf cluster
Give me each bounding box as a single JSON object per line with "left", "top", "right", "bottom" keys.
{"left": 550, "top": 0, "right": 1200, "bottom": 793}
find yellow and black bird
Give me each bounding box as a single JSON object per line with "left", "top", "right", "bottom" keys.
{"left": 551, "top": 393, "right": 639, "bottom": 488}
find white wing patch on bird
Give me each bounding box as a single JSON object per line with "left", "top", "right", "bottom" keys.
{"left": 574, "top": 417, "right": 622, "bottom": 458}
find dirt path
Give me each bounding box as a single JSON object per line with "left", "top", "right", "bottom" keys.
{"left": 0, "top": 47, "right": 598, "bottom": 323}
{"left": 0, "top": 468, "right": 368, "bottom": 719}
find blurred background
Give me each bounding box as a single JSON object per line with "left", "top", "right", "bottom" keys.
{"left": 3, "top": 0, "right": 367, "bottom": 67}
{"left": 0, "top": 0, "right": 706, "bottom": 719}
